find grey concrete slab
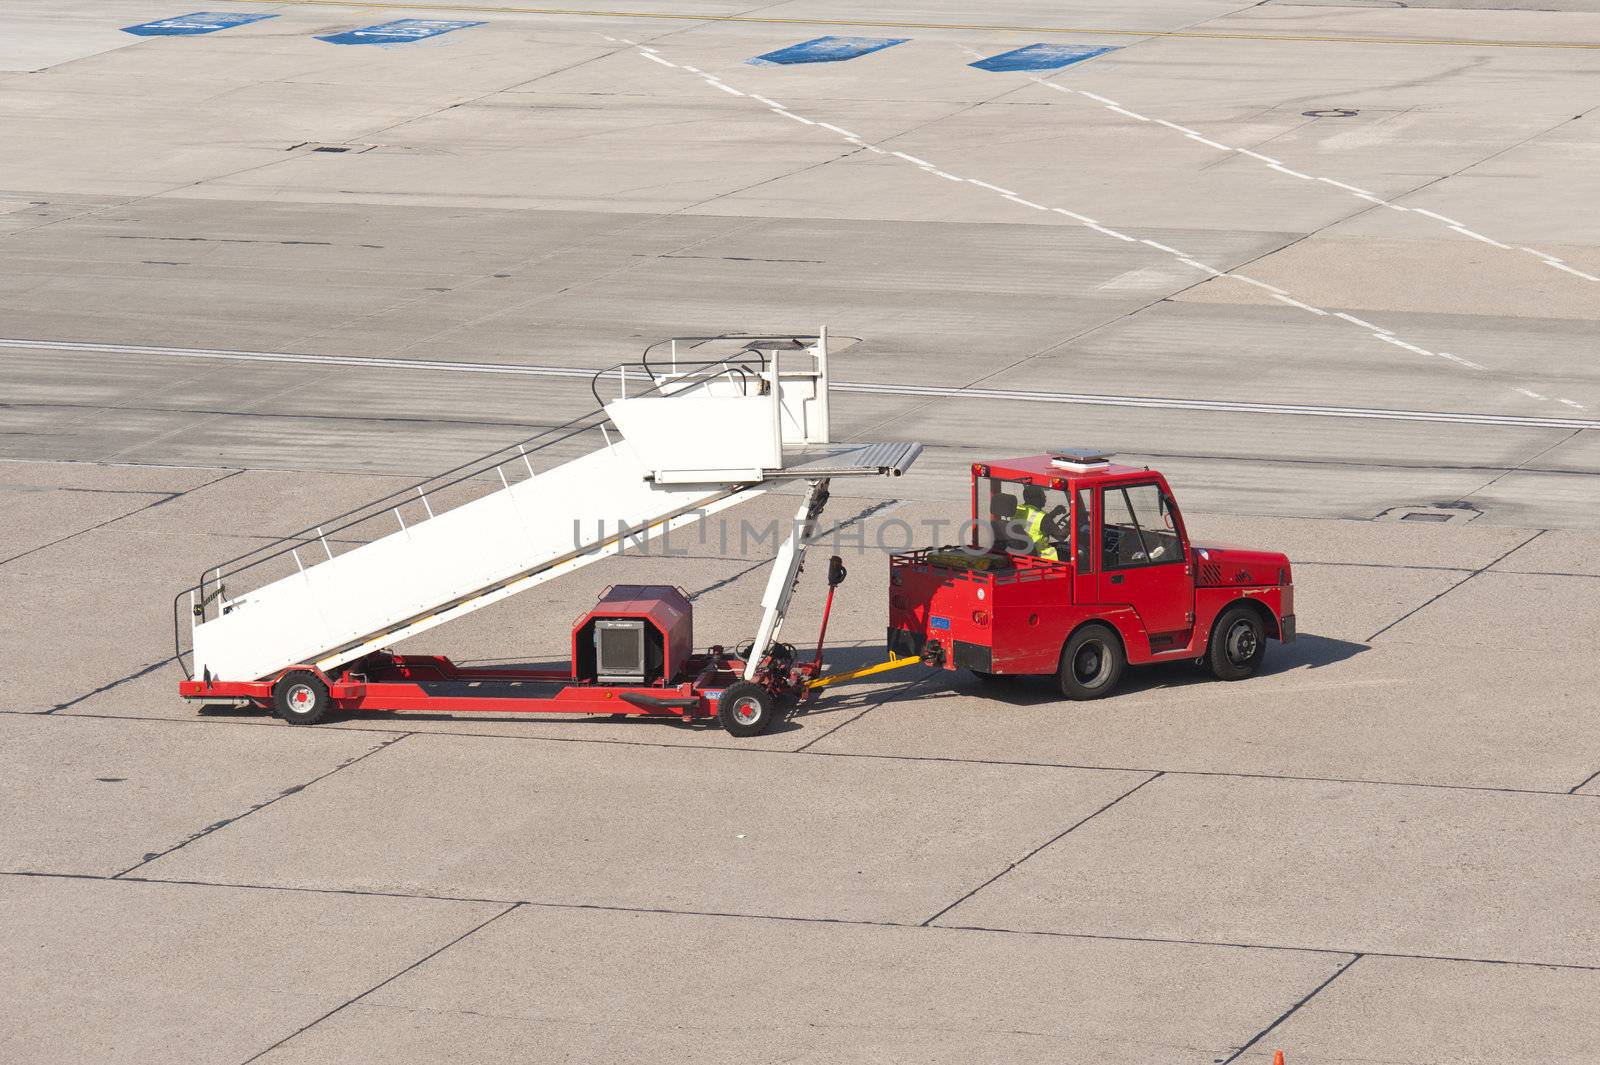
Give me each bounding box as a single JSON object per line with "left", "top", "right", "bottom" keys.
{"left": 938, "top": 773, "right": 1600, "bottom": 967}
{"left": 1494, "top": 527, "right": 1600, "bottom": 577}
{"left": 142, "top": 732, "right": 1148, "bottom": 922}
{"left": 2, "top": 481, "right": 171, "bottom": 562}
{"left": 1232, "top": 955, "right": 1600, "bottom": 1065}
{"left": 0, "top": 874, "right": 505, "bottom": 1065}
{"left": 0, "top": 713, "right": 396, "bottom": 875}
{"left": 809, "top": 641, "right": 1600, "bottom": 792}
{"left": 254, "top": 905, "right": 1349, "bottom": 1065}
{"left": 1374, "top": 566, "right": 1600, "bottom": 648}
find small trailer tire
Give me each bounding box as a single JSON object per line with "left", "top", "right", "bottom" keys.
{"left": 274, "top": 670, "right": 331, "bottom": 726}
{"left": 1207, "top": 604, "right": 1267, "bottom": 681}
{"left": 1057, "top": 624, "right": 1124, "bottom": 700}
{"left": 717, "top": 681, "right": 777, "bottom": 737}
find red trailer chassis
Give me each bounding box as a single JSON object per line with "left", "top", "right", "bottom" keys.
{"left": 179, "top": 649, "right": 781, "bottom": 721}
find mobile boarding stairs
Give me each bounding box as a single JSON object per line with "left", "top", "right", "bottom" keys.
{"left": 176, "top": 331, "right": 921, "bottom": 735}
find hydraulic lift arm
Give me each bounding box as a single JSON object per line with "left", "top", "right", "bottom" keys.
{"left": 743, "top": 478, "right": 831, "bottom": 681}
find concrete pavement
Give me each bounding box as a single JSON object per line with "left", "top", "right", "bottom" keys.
{"left": 4, "top": 1, "right": 1599, "bottom": 1061}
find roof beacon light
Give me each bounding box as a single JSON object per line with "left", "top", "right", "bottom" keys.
{"left": 1049, "top": 448, "right": 1114, "bottom": 472}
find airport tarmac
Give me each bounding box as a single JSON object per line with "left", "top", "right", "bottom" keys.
{"left": 2, "top": 2, "right": 1598, "bottom": 1062}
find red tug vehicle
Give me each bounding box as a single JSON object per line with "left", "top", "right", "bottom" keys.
{"left": 885, "top": 449, "right": 1295, "bottom": 698}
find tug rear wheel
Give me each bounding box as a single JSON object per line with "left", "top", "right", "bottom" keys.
{"left": 273, "top": 670, "right": 331, "bottom": 726}
{"left": 717, "top": 681, "right": 777, "bottom": 737}
{"left": 1057, "top": 624, "right": 1124, "bottom": 700}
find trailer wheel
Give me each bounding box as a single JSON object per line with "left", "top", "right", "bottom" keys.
{"left": 273, "top": 670, "right": 331, "bottom": 726}
{"left": 717, "top": 681, "right": 776, "bottom": 737}
{"left": 1057, "top": 624, "right": 1124, "bottom": 700}
{"left": 1207, "top": 604, "right": 1266, "bottom": 681}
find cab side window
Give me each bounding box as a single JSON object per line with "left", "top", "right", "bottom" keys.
{"left": 1075, "top": 488, "right": 1094, "bottom": 570}
{"left": 1102, "top": 484, "right": 1184, "bottom": 569}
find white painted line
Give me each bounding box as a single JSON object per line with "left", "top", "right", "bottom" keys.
{"left": 1270, "top": 293, "right": 1329, "bottom": 315}
{"left": 891, "top": 151, "right": 934, "bottom": 167}
{"left": 1268, "top": 163, "right": 1313, "bottom": 180}
{"left": 817, "top": 122, "right": 858, "bottom": 137}
{"left": 1520, "top": 246, "right": 1558, "bottom": 261}
{"left": 928, "top": 169, "right": 965, "bottom": 182}
{"left": 1449, "top": 226, "right": 1512, "bottom": 250}
{"left": 1332, "top": 312, "right": 1392, "bottom": 334}
{"left": 1237, "top": 149, "right": 1282, "bottom": 165}
{"left": 1140, "top": 239, "right": 1186, "bottom": 256}
{"left": 23, "top": 336, "right": 1594, "bottom": 430}
{"left": 640, "top": 52, "right": 677, "bottom": 68}
{"left": 1547, "top": 261, "right": 1600, "bottom": 281}
{"left": 1412, "top": 208, "right": 1463, "bottom": 226}
{"left": 1228, "top": 275, "right": 1289, "bottom": 295}
{"left": 1559, "top": 398, "right": 1587, "bottom": 409}
{"left": 709, "top": 82, "right": 745, "bottom": 96}
{"left": 1317, "top": 177, "right": 1375, "bottom": 195}
{"left": 1380, "top": 203, "right": 1410, "bottom": 212}
{"left": 1437, "top": 352, "right": 1485, "bottom": 371}
{"left": 749, "top": 94, "right": 782, "bottom": 108}
{"left": 1515, "top": 387, "right": 1544, "bottom": 399}
{"left": 772, "top": 109, "right": 815, "bottom": 125}
{"left": 1003, "top": 195, "right": 1049, "bottom": 211}
{"left": 1374, "top": 335, "right": 1435, "bottom": 358}
{"left": 969, "top": 179, "right": 1017, "bottom": 195}
{"left": 1078, "top": 91, "right": 1120, "bottom": 106}
{"left": 1085, "top": 222, "right": 1135, "bottom": 242}
{"left": 638, "top": 45, "right": 659, "bottom": 53}
{"left": 1185, "top": 133, "right": 1233, "bottom": 151}
{"left": 1052, "top": 208, "right": 1098, "bottom": 224}
{"left": 682, "top": 64, "right": 703, "bottom": 73}
{"left": 1354, "top": 193, "right": 1391, "bottom": 206}
{"left": 1177, "top": 257, "right": 1225, "bottom": 275}
{"left": 1107, "top": 105, "right": 1150, "bottom": 122}
{"left": 1154, "top": 119, "right": 1201, "bottom": 136}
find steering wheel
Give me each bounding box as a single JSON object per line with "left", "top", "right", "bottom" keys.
{"left": 1042, "top": 504, "right": 1070, "bottom": 542}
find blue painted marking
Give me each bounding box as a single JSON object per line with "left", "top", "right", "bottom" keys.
{"left": 748, "top": 36, "right": 908, "bottom": 66}
{"left": 970, "top": 43, "right": 1118, "bottom": 72}
{"left": 930, "top": 615, "right": 951, "bottom": 631}
{"left": 121, "top": 12, "right": 276, "bottom": 36}
{"left": 316, "top": 19, "right": 485, "bottom": 46}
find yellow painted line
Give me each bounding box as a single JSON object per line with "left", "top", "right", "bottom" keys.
{"left": 236, "top": 0, "right": 1600, "bottom": 49}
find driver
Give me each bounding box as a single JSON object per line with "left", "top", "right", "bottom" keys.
{"left": 1013, "top": 484, "right": 1061, "bottom": 562}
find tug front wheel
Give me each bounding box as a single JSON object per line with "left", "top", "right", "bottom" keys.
{"left": 273, "top": 670, "right": 331, "bottom": 726}
{"left": 717, "top": 681, "right": 777, "bottom": 737}
{"left": 1207, "top": 604, "right": 1267, "bottom": 681}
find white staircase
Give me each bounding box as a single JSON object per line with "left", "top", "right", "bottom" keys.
{"left": 180, "top": 331, "right": 918, "bottom": 683}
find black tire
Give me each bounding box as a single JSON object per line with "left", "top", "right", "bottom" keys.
{"left": 1207, "top": 604, "right": 1267, "bottom": 681}
{"left": 717, "top": 680, "right": 777, "bottom": 737}
{"left": 1057, "top": 624, "right": 1124, "bottom": 700}
{"left": 273, "top": 670, "right": 331, "bottom": 726}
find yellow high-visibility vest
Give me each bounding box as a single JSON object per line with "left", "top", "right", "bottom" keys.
{"left": 1014, "top": 504, "right": 1059, "bottom": 561}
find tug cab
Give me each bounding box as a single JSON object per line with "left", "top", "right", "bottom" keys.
{"left": 887, "top": 449, "right": 1294, "bottom": 698}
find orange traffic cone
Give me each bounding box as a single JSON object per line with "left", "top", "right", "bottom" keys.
{"left": 1272, "top": 1052, "right": 1285, "bottom": 1065}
